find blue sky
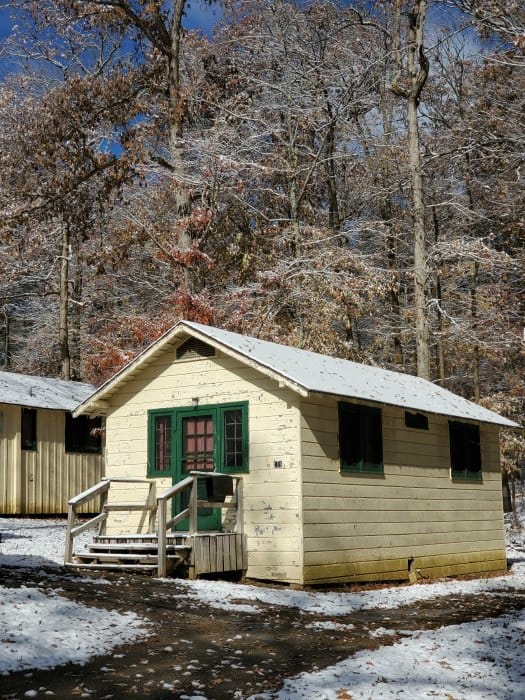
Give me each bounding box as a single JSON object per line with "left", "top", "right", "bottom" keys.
{"left": 0, "top": 2, "right": 220, "bottom": 77}
{"left": 0, "top": 2, "right": 219, "bottom": 39}
{"left": 0, "top": 9, "right": 12, "bottom": 39}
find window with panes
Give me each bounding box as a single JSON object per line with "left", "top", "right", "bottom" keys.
{"left": 148, "top": 402, "right": 248, "bottom": 477}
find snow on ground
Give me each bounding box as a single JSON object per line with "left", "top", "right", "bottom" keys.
{"left": 0, "top": 518, "right": 150, "bottom": 676}
{"left": 0, "top": 585, "right": 150, "bottom": 674}
{"left": 246, "top": 495, "right": 525, "bottom": 700}
{"left": 174, "top": 558, "right": 525, "bottom": 616}
{"left": 1, "top": 492, "right": 524, "bottom": 697}
{"left": 249, "top": 613, "right": 525, "bottom": 700}
{"left": 0, "top": 517, "right": 93, "bottom": 569}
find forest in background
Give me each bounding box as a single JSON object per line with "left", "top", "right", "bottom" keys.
{"left": 0, "top": 1, "right": 523, "bottom": 472}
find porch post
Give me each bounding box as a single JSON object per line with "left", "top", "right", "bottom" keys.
{"left": 157, "top": 496, "right": 167, "bottom": 578}
{"left": 189, "top": 475, "right": 198, "bottom": 534}
{"left": 64, "top": 502, "right": 76, "bottom": 564}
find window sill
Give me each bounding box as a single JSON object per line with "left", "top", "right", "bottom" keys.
{"left": 451, "top": 473, "right": 483, "bottom": 482}
{"left": 341, "top": 466, "right": 384, "bottom": 476}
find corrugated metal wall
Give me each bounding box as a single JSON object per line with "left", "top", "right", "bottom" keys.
{"left": 0, "top": 403, "right": 104, "bottom": 514}
{"left": 0, "top": 404, "right": 20, "bottom": 513}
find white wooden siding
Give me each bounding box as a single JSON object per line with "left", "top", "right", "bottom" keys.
{"left": 300, "top": 395, "right": 506, "bottom": 585}
{"left": 103, "top": 349, "right": 304, "bottom": 583}
{"left": 0, "top": 403, "right": 104, "bottom": 514}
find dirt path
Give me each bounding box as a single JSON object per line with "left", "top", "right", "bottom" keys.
{"left": 1, "top": 566, "right": 524, "bottom": 699}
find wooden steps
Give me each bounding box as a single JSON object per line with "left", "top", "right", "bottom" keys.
{"left": 67, "top": 531, "right": 247, "bottom": 578}
{"left": 65, "top": 562, "right": 158, "bottom": 572}
{"left": 68, "top": 534, "right": 192, "bottom": 575}
{"left": 65, "top": 474, "right": 246, "bottom": 578}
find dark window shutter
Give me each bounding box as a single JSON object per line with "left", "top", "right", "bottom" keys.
{"left": 339, "top": 404, "right": 361, "bottom": 468}
{"left": 339, "top": 403, "right": 382, "bottom": 472}
{"left": 405, "top": 411, "right": 429, "bottom": 430}
{"left": 21, "top": 407, "right": 37, "bottom": 451}
{"left": 364, "top": 408, "right": 383, "bottom": 467}
{"left": 465, "top": 424, "right": 481, "bottom": 474}
{"left": 449, "top": 420, "right": 481, "bottom": 478}
{"left": 65, "top": 414, "right": 102, "bottom": 454}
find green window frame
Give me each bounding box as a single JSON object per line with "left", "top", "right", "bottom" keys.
{"left": 148, "top": 412, "right": 174, "bottom": 477}
{"left": 21, "top": 407, "right": 37, "bottom": 451}
{"left": 338, "top": 402, "right": 383, "bottom": 474}
{"left": 449, "top": 420, "right": 482, "bottom": 481}
{"left": 147, "top": 402, "right": 249, "bottom": 477}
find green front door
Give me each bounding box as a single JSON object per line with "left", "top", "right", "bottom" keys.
{"left": 148, "top": 402, "right": 249, "bottom": 532}
{"left": 175, "top": 408, "right": 221, "bottom": 531}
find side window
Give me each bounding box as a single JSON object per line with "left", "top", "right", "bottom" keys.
{"left": 405, "top": 411, "right": 429, "bottom": 430}
{"left": 221, "top": 405, "right": 249, "bottom": 472}
{"left": 449, "top": 420, "right": 482, "bottom": 480}
{"left": 21, "top": 407, "right": 37, "bottom": 451}
{"left": 148, "top": 413, "right": 173, "bottom": 476}
{"left": 65, "top": 414, "right": 102, "bottom": 454}
{"left": 339, "top": 403, "right": 383, "bottom": 474}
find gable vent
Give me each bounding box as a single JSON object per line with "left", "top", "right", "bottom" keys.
{"left": 176, "top": 337, "right": 216, "bottom": 360}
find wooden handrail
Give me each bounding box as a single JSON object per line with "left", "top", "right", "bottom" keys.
{"left": 68, "top": 478, "right": 110, "bottom": 507}
{"left": 157, "top": 476, "right": 197, "bottom": 577}
{"left": 64, "top": 477, "right": 156, "bottom": 565}
{"left": 156, "top": 472, "right": 243, "bottom": 578}
{"left": 157, "top": 475, "right": 194, "bottom": 501}
{"left": 66, "top": 473, "right": 243, "bottom": 578}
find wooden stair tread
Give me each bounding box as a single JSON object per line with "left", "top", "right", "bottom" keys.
{"left": 93, "top": 536, "right": 190, "bottom": 544}
{"left": 88, "top": 543, "right": 190, "bottom": 552}
{"left": 76, "top": 552, "right": 159, "bottom": 561}
{"left": 75, "top": 551, "right": 189, "bottom": 562}
{"left": 65, "top": 562, "right": 157, "bottom": 572}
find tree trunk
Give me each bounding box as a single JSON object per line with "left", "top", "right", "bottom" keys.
{"left": 71, "top": 240, "right": 83, "bottom": 381}
{"left": 169, "top": 0, "right": 193, "bottom": 289}
{"left": 407, "top": 2, "right": 430, "bottom": 380}
{"left": 169, "top": 0, "right": 187, "bottom": 187}
{"left": 432, "top": 202, "right": 446, "bottom": 385}
{"left": 2, "top": 306, "right": 10, "bottom": 369}
{"left": 471, "top": 260, "right": 480, "bottom": 401}
{"left": 502, "top": 471, "right": 513, "bottom": 513}
{"left": 392, "top": 0, "right": 430, "bottom": 379}
{"left": 59, "top": 223, "right": 71, "bottom": 380}
{"left": 323, "top": 105, "right": 341, "bottom": 233}
{"left": 386, "top": 227, "right": 405, "bottom": 367}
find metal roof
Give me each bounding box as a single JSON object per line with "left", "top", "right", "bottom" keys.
{"left": 183, "top": 322, "right": 519, "bottom": 428}
{"left": 75, "top": 320, "right": 520, "bottom": 428}
{"left": 0, "top": 370, "right": 96, "bottom": 412}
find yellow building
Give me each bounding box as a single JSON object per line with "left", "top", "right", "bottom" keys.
{"left": 0, "top": 372, "right": 103, "bottom": 515}
{"left": 73, "top": 321, "right": 519, "bottom": 585}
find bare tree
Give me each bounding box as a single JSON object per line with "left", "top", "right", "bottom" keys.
{"left": 390, "top": 0, "right": 431, "bottom": 379}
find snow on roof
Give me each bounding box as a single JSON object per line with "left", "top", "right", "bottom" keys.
{"left": 0, "top": 370, "right": 95, "bottom": 411}
{"left": 183, "top": 322, "right": 519, "bottom": 428}
{"left": 76, "top": 320, "right": 519, "bottom": 428}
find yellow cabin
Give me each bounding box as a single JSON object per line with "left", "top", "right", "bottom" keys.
{"left": 0, "top": 372, "right": 104, "bottom": 515}
{"left": 71, "top": 321, "right": 519, "bottom": 585}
